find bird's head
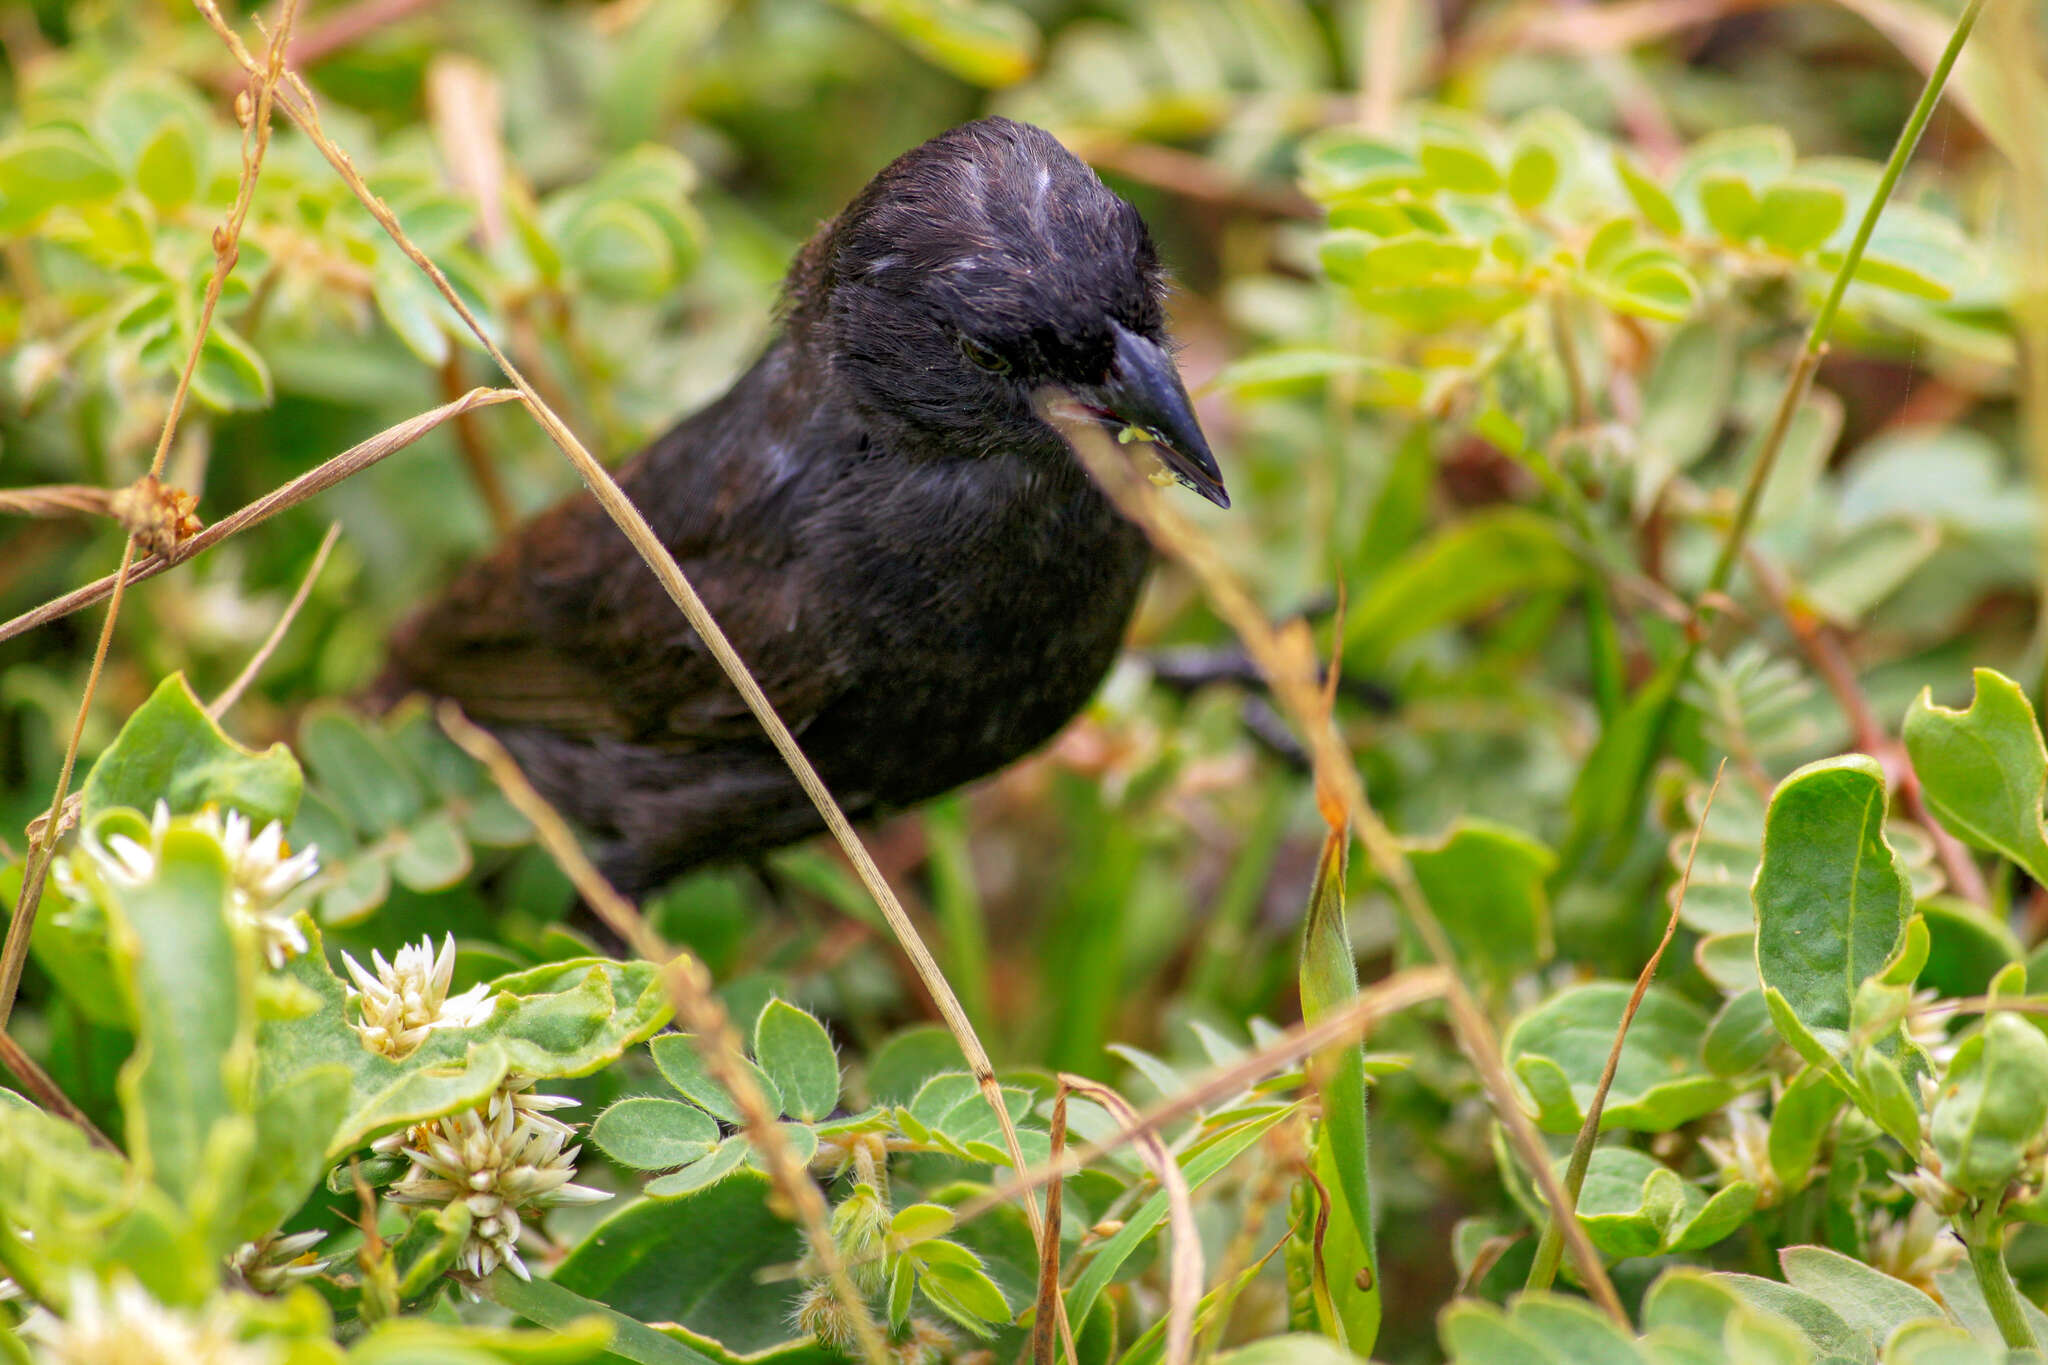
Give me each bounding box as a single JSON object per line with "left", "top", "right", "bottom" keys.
{"left": 785, "top": 116, "right": 1228, "bottom": 509}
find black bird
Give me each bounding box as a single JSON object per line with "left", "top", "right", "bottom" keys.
{"left": 382, "top": 117, "right": 1227, "bottom": 895}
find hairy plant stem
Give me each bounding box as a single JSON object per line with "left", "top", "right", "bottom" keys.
{"left": 1966, "top": 1212, "right": 2040, "bottom": 1352}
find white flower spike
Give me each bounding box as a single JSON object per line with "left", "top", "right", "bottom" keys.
{"left": 341, "top": 934, "right": 496, "bottom": 1060}
{"left": 384, "top": 1080, "right": 609, "bottom": 1283}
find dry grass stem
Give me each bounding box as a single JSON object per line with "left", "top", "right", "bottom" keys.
{"left": 193, "top": 2, "right": 1065, "bottom": 1309}
{"left": 953, "top": 967, "right": 1450, "bottom": 1225}
{"left": 436, "top": 704, "right": 893, "bottom": 1365}
{"left": 209, "top": 520, "right": 342, "bottom": 720}
{"left": 0, "top": 388, "right": 520, "bottom": 647}
{"left": 0, "top": 1029, "right": 115, "bottom": 1151}
{"left": 1057, "top": 1077, "right": 1200, "bottom": 1365}
{"left": 0, "top": 485, "right": 115, "bottom": 520}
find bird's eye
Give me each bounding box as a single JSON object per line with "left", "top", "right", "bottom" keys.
{"left": 958, "top": 334, "right": 1011, "bottom": 374}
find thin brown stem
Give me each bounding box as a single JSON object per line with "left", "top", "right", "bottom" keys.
{"left": 209, "top": 520, "right": 341, "bottom": 720}
{"left": 0, "top": 1030, "right": 115, "bottom": 1152}
{"left": 439, "top": 355, "right": 517, "bottom": 537}
{"left": 1527, "top": 761, "right": 1723, "bottom": 1291}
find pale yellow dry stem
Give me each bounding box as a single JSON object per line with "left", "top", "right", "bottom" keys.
{"left": 951, "top": 967, "right": 1449, "bottom": 1223}
{"left": 0, "top": 389, "right": 520, "bottom": 646}
{"left": 437, "top": 705, "right": 892, "bottom": 1365}
{"left": 0, "top": 0, "right": 301, "bottom": 1034}
{"left": 191, "top": 4, "right": 1067, "bottom": 1335}
{"left": 210, "top": 521, "right": 341, "bottom": 720}
{"left": 1057, "top": 1077, "right": 1200, "bottom": 1365}
{"left": 1045, "top": 399, "right": 1627, "bottom": 1323}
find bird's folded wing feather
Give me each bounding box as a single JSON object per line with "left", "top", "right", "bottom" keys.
{"left": 386, "top": 490, "right": 845, "bottom": 748}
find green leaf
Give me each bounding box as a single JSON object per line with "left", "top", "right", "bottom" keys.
{"left": 918, "top": 1254, "right": 1011, "bottom": 1334}
{"left": 237, "top": 1063, "right": 349, "bottom": 1243}
{"left": 1903, "top": 669, "right": 2048, "bottom": 885}
{"left": 1613, "top": 152, "right": 1682, "bottom": 235}
{"left": 1853, "top": 1050, "right": 1921, "bottom": 1149}
{"left": 1296, "top": 829, "right": 1379, "bottom": 1351}
{"left": 133, "top": 122, "right": 199, "bottom": 208}
{"left": 645, "top": 1136, "right": 751, "bottom": 1197}
{"left": 259, "top": 930, "right": 667, "bottom": 1155}
{"left": 1342, "top": 508, "right": 1581, "bottom": 670}
{"left": 1931, "top": 1014, "right": 2048, "bottom": 1199}
{"left": 1702, "top": 990, "right": 1777, "bottom": 1078}
{"left": 1441, "top": 1299, "right": 1570, "bottom": 1363}
{"left": 650, "top": 1033, "right": 783, "bottom": 1124}
{"left": 1404, "top": 819, "right": 1554, "bottom": 989}
{"left": 82, "top": 675, "right": 302, "bottom": 828}
{"left": 835, "top": 0, "right": 1040, "bottom": 86}
{"left": 298, "top": 703, "right": 425, "bottom": 834}
{"left": 862, "top": 1026, "right": 968, "bottom": 1106}
{"left": 1767, "top": 1066, "right": 1845, "bottom": 1192}
{"left": 1698, "top": 173, "right": 1759, "bottom": 241}
{"left": 487, "top": 1268, "right": 721, "bottom": 1365}
{"left": 752, "top": 1000, "right": 839, "bottom": 1122}
{"left": 100, "top": 826, "right": 254, "bottom": 1245}
{"left": 562, "top": 198, "right": 676, "bottom": 300}
{"left": 0, "top": 128, "right": 122, "bottom": 227}
{"left": 554, "top": 1172, "right": 812, "bottom": 1354}
{"left": 591, "top": 1097, "right": 721, "bottom": 1170}
{"left": 1506, "top": 140, "right": 1560, "bottom": 210}
{"left": 1803, "top": 520, "right": 1940, "bottom": 625}
{"left": 187, "top": 322, "right": 273, "bottom": 412}
{"left": 1420, "top": 139, "right": 1501, "bottom": 194}
{"left": 1208, "top": 349, "right": 1424, "bottom": 406}
{"left": 1778, "top": 1245, "right": 1940, "bottom": 1353}
{"left": 1754, "top": 756, "right": 1910, "bottom": 1035}
{"left": 1920, "top": 896, "right": 2023, "bottom": 998}
{"left": 1709, "top": 1273, "right": 1866, "bottom": 1363}
{"left": 1755, "top": 181, "right": 1846, "bottom": 255}
{"left": 1299, "top": 132, "right": 1422, "bottom": 200}
{"left": 1598, "top": 261, "right": 1698, "bottom": 322}
{"left": 1505, "top": 982, "right": 1734, "bottom": 1133}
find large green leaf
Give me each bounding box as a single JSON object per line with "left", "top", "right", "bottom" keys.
{"left": 1903, "top": 669, "right": 2048, "bottom": 885}
{"left": 99, "top": 824, "right": 254, "bottom": 1249}
{"left": 1342, "top": 508, "right": 1582, "bottom": 670}
{"left": 1930, "top": 1014, "right": 2048, "bottom": 1199}
{"left": 1405, "top": 819, "right": 1554, "bottom": 990}
{"left": 1753, "top": 756, "right": 1909, "bottom": 1037}
{"left": 82, "top": 674, "right": 302, "bottom": 828}
{"left": 552, "top": 1172, "right": 811, "bottom": 1354}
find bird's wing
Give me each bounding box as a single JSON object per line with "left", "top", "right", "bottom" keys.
{"left": 385, "top": 476, "right": 847, "bottom": 748}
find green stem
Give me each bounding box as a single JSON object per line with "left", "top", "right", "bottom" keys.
{"left": 1966, "top": 1217, "right": 2040, "bottom": 1352}
{"left": 1701, "top": 0, "right": 1986, "bottom": 603}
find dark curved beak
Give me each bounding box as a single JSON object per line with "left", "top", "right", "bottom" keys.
{"left": 1096, "top": 322, "right": 1229, "bottom": 510}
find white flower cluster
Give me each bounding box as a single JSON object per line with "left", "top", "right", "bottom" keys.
{"left": 382, "top": 1080, "right": 608, "bottom": 1282}
{"left": 56, "top": 802, "right": 317, "bottom": 968}
{"left": 340, "top": 935, "right": 494, "bottom": 1060}
{"left": 23, "top": 1274, "right": 273, "bottom": 1365}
